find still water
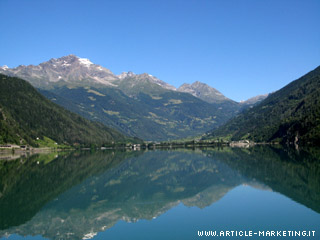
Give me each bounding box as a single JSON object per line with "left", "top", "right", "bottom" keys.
{"left": 0, "top": 146, "right": 319, "bottom": 239}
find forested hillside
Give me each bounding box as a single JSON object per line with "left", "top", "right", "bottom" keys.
{"left": 0, "top": 74, "right": 131, "bottom": 147}
{"left": 206, "top": 66, "right": 320, "bottom": 145}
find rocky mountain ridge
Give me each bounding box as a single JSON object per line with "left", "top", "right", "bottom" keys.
{"left": 178, "top": 81, "right": 234, "bottom": 104}
{"left": 0, "top": 55, "right": 118, "bottom": 88}
{"left": 0, "top": 55, "right": 177, "bottom": 94}
{"left": 0, "top": 55, "right": 264, "bottom": 104}
{"left": 240, "top": 94, "right": 269, "bottom": 106}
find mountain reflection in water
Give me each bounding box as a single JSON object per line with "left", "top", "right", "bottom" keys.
{"left": 0, "top": 146, "right": 319, "bottom": 240}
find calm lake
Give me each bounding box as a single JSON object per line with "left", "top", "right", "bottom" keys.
{"left": 0, "top": 146, "right": 319, "bottom": 240}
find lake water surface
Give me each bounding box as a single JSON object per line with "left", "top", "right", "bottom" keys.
{"left": 0, "top": 146, "right": 319, "bottom": 239}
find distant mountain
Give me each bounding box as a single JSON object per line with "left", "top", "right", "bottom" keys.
{"left": 0, "top": 55, "right": 263, "bottom": 106}
{"left": 206, "top": 66, "right": 320, "bottom": 145}
{"left": 116, "top": 72, "right": 177, "bottom": 98}
{"left": 0, "top": 55, "right": 177, "bottom": 92}
{"left": 0, "top": 55, "right": 244, "bottom": 141}
{"left": 0, "top": 74, "right": 131, "bottom": 146}
{"left": 177, "top": 81, "right": 268, "bottom": 107}
{"left": 240, "top": 94, "right": 269, "bottom": 106}
{"left": 178, "top": 81, "right": 233, "bottom": 104}
{"left": 118, "top": 71, "right": 177, "bottom": 93}
{"left": 0, "top": 55, "right": 119, "bottom": 89}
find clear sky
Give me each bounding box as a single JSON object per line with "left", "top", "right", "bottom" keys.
{"left": 0, "top": 0, "right": 319, "bottom": 101}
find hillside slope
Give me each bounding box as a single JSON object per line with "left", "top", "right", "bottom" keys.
{"left": 0, "top": 74, "right": 130, "bottom": 146}
{"left": 206, "top": 66, "right": 320, "bottom": 145}
{"left": 41, "top": 85, "right": 239, "bottom": 141}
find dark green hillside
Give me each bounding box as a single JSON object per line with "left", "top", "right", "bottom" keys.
{"left": 206, "top": 66, "right": 320, "bottom": 145}
{"left": 41, "top": 85, "right": 240, "bottom": 141}
{"left": 0, "top": 74, "right": 130, "bottom": 146}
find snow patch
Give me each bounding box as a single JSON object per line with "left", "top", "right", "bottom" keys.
{"left": 79, "top": 58, "right": 93, "bottom": 67}
{"left": 83, "top": 232, "right": 97, "bottom": 239}
{"left": 92, "top": 76, "right": 117, "bottom": 86}
{"left": 62, "top": 61, "right": 71, "bottom": 67}
{"left": 58, "top": 76, "right": 62, "bottom": 79}
{"left": 1, "top": 65, "right": 9, "bottom": 70}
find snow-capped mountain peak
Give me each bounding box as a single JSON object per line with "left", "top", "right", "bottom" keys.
{"left": 0, "top": 55, "right": 118, "bottom": 88}
{"left": 0, "top": 65, "right": 9, "bottom": 70}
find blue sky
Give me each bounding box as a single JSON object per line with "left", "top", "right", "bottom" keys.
{"left": 0, "top": 0, "right": 319, "bottom": 101}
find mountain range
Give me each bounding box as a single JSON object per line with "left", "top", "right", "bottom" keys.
{"left": 1, "top": 55, "right": 318, "bottom": 144}
{"left": 0, "top": 55, "right": 265, "bottom": 141}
